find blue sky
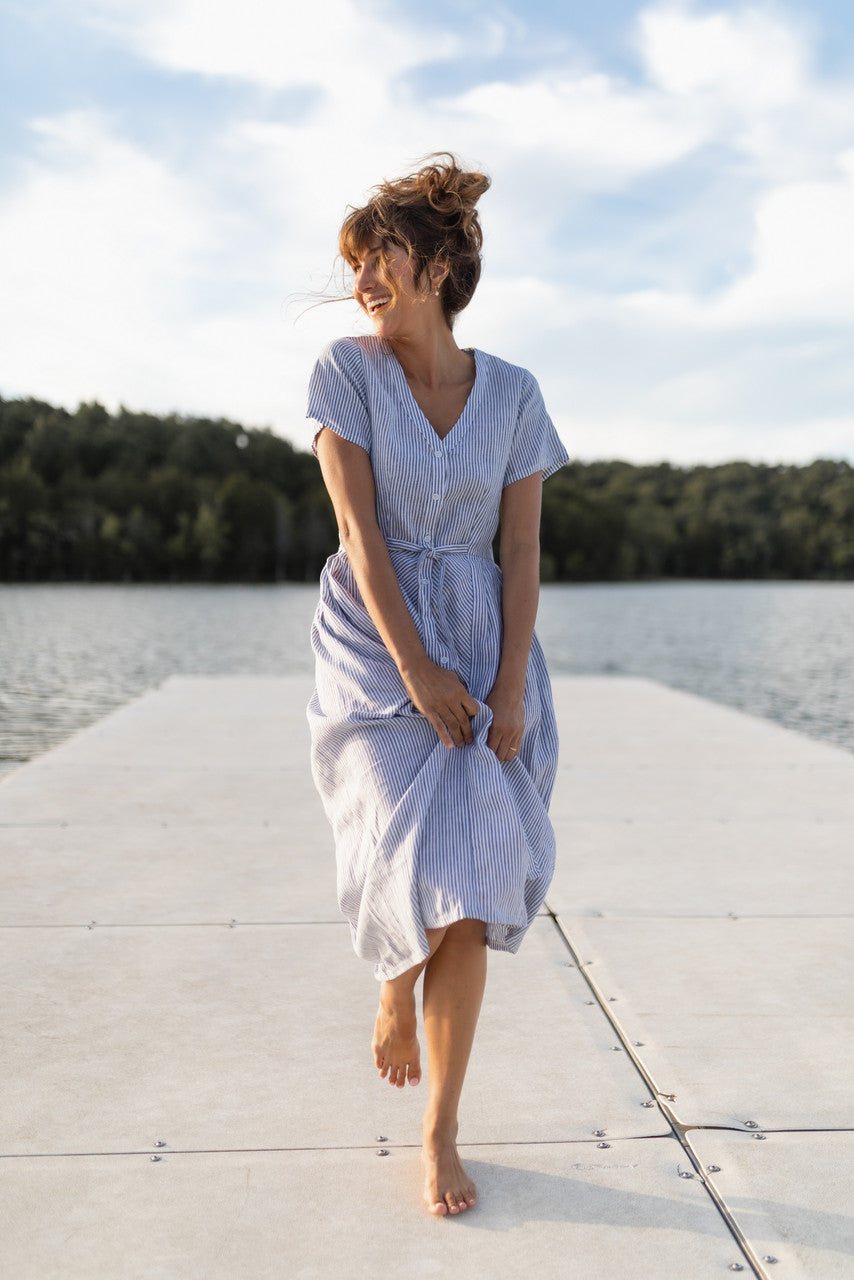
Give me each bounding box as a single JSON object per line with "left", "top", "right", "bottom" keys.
{"left": 2, "top": 0, "right": 854, "bottom": 464}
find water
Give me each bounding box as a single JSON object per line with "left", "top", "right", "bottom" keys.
{"left": 1, "top": 581, "right": 853, "bottom": 777}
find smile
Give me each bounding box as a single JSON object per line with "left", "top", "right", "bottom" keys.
{"left": 366, "top": 295, "right": 392, "bottom": 316}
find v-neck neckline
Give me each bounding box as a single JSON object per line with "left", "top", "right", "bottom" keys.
{"left": 387, "top": 344, "right": 479, "bottom": 445}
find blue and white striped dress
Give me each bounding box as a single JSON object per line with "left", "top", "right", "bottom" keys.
{"left": 306, "top": 335, "right": 569, "bottom": 981}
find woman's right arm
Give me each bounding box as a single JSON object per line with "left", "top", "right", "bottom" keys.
{"left": 315, "top": 426, "right": 478, "bottom": 748}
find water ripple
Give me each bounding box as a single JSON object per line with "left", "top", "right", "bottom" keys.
{"left": 1, "top": 580, "right": 852, "bottom": 778}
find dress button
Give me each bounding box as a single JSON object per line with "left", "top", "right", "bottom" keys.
{"left": 432, "top": 493, "right": 440, "bottom": 501}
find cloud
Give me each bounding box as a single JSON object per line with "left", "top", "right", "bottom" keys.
{"left": 4, "top": 0, "right": 854, "bottom": 463}
{"left": 447, "top": 70, "right": 709, "bottom": 188}
{"left": 0, "top": 109, "right": 290, "bottom": 424}
{"left": 638, "top": 1, "right": 807, "bottom": 109}
{"left": 622, "top": 149, "right": 854, "bottom": 327}
{"left": 72, "top": 0, "right": 462, "bottom": 94}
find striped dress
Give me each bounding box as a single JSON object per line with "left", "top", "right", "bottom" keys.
{"left": 306, "top": 335, "right": 569, "bottom": 981}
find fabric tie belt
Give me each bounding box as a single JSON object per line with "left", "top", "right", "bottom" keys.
{"left": 384, "top": 537, "right": 490, "bottom": 670}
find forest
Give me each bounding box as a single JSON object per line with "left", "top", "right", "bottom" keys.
{"left": 1, "top": 395, "right": 853, "bottom": 583}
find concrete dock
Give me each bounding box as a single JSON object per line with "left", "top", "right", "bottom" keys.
{"left": 1, "top": 675, "right": 852, "bottom": 1279}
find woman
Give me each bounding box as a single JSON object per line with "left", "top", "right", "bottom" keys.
{"left": 306, "top": 155, "right": 568, "bottom": 1216}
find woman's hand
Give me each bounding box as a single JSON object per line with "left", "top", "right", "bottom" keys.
{"left": 401, "top": 658, "right": 480, "bottom": 749}
{"left": 485, "top": 682, "right": 525, "bottom": 762}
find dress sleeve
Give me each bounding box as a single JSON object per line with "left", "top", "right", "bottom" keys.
{"left": 503, "top": 370, "right": 570, "bottom": 487}
{"left": 307, "top": 339, "right": 371, "bottom": 456}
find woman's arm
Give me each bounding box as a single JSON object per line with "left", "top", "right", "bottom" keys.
{"left": 486, "top": 471, "right": 543, "bottom": 761}
{"left": 315, "top": 427, "right": 479, "bottom": 748}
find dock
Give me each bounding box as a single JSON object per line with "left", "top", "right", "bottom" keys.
{"left": 1, "top": 675, "right": 852, "bottom": 1278}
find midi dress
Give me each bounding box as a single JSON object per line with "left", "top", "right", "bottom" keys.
{"left": 306, "top": 334, "right": 569, "bottom": 981}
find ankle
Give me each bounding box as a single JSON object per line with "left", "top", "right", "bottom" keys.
{"left": 423, "top": 1115, "right": 459, "bottom": 1145}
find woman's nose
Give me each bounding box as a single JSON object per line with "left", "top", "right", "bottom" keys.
{"left": 354, "top": 262, "right": 373, "bottom": 292}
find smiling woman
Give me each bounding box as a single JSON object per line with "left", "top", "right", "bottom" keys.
{"left": 304, "top": 153, "right": 569, "bottom": 1217}
{"left": 338, "top": 157, "right": 489, "bottom": 331}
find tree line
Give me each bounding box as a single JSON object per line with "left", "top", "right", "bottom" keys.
{"left": 1, "top": 395, "right": 853, "bottom": 582}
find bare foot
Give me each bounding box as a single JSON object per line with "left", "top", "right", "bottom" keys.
{"left": 422, "top": 1128, "right": 477, "bottom": 1216}
{"left": 372, "top": 982, "right": 421, "bottom": 1088}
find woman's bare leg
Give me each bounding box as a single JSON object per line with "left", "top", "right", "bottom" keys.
{"left": 372, "top": 926, "right": 447, "bottom": 1088}
{"left": 420, "top": 918, "right": 487, "bottom": 1216}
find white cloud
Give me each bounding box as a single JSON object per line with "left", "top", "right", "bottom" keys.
{"left": 4, "top": 0, "right": 854, "bottom": 464}
{"left": 448, "top": 70, "right": 709, "bottom": 187}
{"left": 72, "top": 0, "right": 461, "bottom": 94}
{"left": 0, "top": 110, "right": 297, "bottom": 426}
{"left": 622, "top": 150, "right": 854, "bottom": 328}
{"left": 638, "top": 2, "right": 807, "bottom": 109}
{"left": 0, "top": 112, "right": 209, "bottom": 397}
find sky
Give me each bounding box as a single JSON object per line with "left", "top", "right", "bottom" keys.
{"left": 1, "top": 0, "right": 854, "bottom": 465}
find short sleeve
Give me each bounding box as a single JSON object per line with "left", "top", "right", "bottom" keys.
{"left": 307, "top": 338, "right": 371, "bottom": 456}
{"left": 503, "top": 370, "right": 570, "bottom": 487}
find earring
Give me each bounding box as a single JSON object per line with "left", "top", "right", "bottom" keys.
{"left": 434, "top": 289, "right": 440, "bottom": 296}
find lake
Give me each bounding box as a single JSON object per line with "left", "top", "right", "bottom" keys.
{"left": 1, "top": 580, "right": 853, "bottom": 777}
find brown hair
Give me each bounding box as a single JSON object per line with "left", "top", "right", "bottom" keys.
{"left": 339, "top": 153, "right": 490, "bottom": 327}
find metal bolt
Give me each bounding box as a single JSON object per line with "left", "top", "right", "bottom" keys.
{"left": 593, "top": 1130, "right": 606, "bottom": 1137}
{"left": 663, "top": 1093, "right": 676, "bottom": 1101}
{"left": 154, "top": 1140, "right": 167, "bottom": 1148}
{"left": 596, "top": 1142, "right": 610, "bottom": 1149}
{"left": 376, "top": 1149, "right": 389, "bottom": 1157}
{"left": 729, "top": 1266, "right": 744, "bottom": 1273}
{"left": 608, "top": 996, "right": 617, "bottom": 1002}
{"left": 679, "top": 1171, "right": 693, "bottom": 1179}
{"left": 227, "top": 918, "right": 237, "bottom": 928}
{"left": 707, "top": 1165, "right": 721, "bottom": 1173}
{"left": 150, "top": 1155, "right": 162, "bottom": 1162}
{"left": 744, "top": 1120, "right": 759, "bottom": 1129}
{"left": 753, "top": 1133, "right": 766, "bottom": 1140}
{"left": 641, "top": 1101, "right": 655, "bottom": 1108}
{"left": 585, "top": 1000, "right": 595, "bottom": 1006}
{"left": 633, "top": 1041, "right": 645, "bottom": 1047}
{"left": 611, "top": 1046, "right": 621, "bottom": 1052}
{"left": 762, "top": 1258, "right": 778, "bottom": 1265}
{"left": 375, "top": 1135, "right": 387, "bottom": 1143}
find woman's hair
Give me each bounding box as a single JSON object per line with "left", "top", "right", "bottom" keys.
{"left": 339, "top": 153, "right": 490, "bottom": 327}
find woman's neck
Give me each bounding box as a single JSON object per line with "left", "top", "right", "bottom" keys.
{"left": 388, "top": 325, "right": 468, "bottom": 391}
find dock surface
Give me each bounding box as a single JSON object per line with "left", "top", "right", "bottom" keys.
{"left": 2, "top": 675, "right": 852, "bottom": 1279}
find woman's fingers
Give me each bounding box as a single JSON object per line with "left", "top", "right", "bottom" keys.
{"left": 443, "top": 701, "right": 473, "bottom": 747}
{"left": 429, "top": 714, "right": 455, "bottom": 749}
{"left": 461, "top": 693, "right": 480, "bottom": 719}
{"left": 406, "top": 663, "right": 479, "bottom": 747}
{"left": 487, "top": 720, "right": 523, "bottom": 761}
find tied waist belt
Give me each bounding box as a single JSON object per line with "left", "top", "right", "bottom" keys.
{"left": 384, "top": 538, "right": 493, "bottom": 669}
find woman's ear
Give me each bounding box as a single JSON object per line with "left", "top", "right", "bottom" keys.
{"left": 431, "top": 260, "right": 450, "bottom": 293}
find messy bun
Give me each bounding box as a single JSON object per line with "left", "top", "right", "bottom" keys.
{"left": 339, "top": 153, "right": 490, "bottom": 327}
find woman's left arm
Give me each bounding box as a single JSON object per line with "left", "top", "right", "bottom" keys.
{"left": 486, "top": 471, "right": 543, "bottom": 761}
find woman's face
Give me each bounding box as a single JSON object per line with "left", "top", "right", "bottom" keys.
{"left": 351, "top": 237, "right": 436, "bottom": 338}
